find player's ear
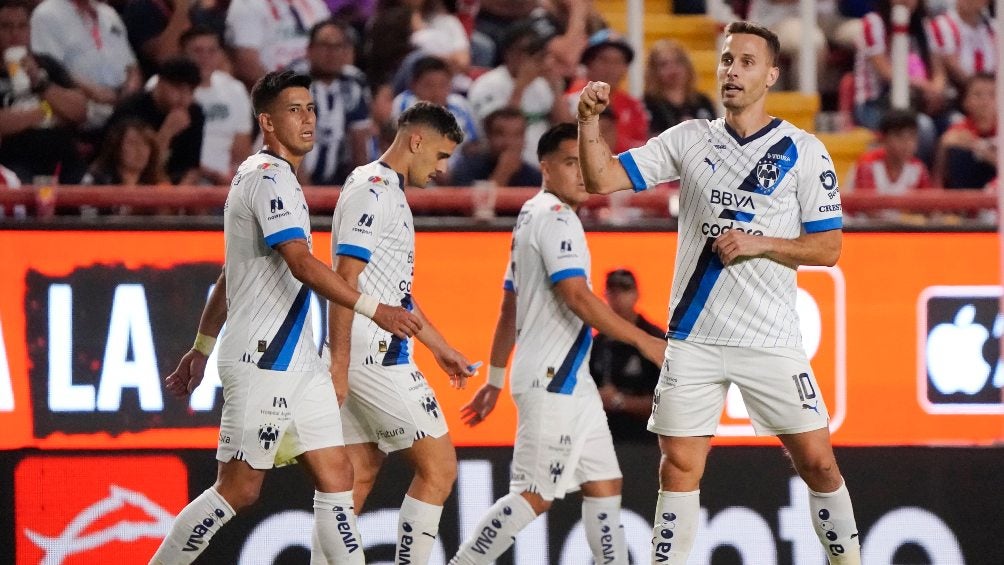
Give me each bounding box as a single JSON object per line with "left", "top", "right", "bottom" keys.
{"left": 258, "top": 112, "right": 273, "bottom": 133}
{"left": 409, "top": 130, "right": 423, "bottom": 154}
{"left": 766, "top": 65, "right": 779, "bottom": 89}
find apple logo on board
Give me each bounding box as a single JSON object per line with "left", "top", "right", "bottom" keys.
{"left": 926, "top": 304, "right": 996, "bottom": 395}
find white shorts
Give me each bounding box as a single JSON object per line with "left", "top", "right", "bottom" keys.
{"left": 217, "top": 363, "right": 343, "bottom": 470}
{"left": 509, "top": 387, "right": 622, "bottom": 501}
{"left": 648, "top": 340, "right": 830, "bottom": 437}
{"left": 341, "top": 363, "right": 449, "bottom": 453}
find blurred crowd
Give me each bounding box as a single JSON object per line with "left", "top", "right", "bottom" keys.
{"left": 0, "top": 0, "right": 998, "bottom": 214}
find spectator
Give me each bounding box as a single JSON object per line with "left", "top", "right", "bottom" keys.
{"left": 854, "top": 0, "right": 947, "bottom": 163}
{"left": 0, "top": 0, "right": 87, "bottom": 183}
{"left": 122, "top": 0, "right": 193, "bottom": 77}
{"left": 746, "top": 0, "right": 830, "bottom": 90}
{"left": 30, "top": 0, "right": 143, "bottom": 130}
{"left": 225, "top": 0, "right": 330, "bottom": 88}
{"left": 929, "top": 0, "right": 996, "bottom": 90}
{"left": 391, "top": 55, "right": 481, "bottom": 156}
{"left": 644, "top": 39, "right": 716, "bottom": 135}
{"left": 467, "top": 20, "right": 571, "bottom": 165}
{"left": 566, "top": 29, "right": 649, "bottom": 152}
{"left": 531, "top": 0, "right": 606, "bottom": 80}
{"left": 83, "top": 118, "right": 167, "bottom": 185}
{"left": 107, "top": 56, "right": 205, "bottom": 184}
{"left": 934, "top": 72, "right": 997, "bottom": 189}
{"left": 179, "top": 25, "right": 252, "bottom": 184}
{"left": 410, "top": 0, "right": 470, "bottom": 81}
{"left": 363, "top": 0, "right": 415, "bottom": 86}
{"left": 298, "top": 18, "right": 370, "bottom": 185}
{"left": 589, "top": 268, "right": 664, "bottom": 443}
{"left": 472, "top": 0, "right": 537, "bottom": 66}
{"left": 450, "top": 107, "right": 541, "bottom": 187}
{"left": 848, "top": 109, "right": 931, "bottom": 193}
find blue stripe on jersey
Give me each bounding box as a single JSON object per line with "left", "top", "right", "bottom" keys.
{"left": 736, "top": 136, "right": 798, "bottom": 196}
{"left": 258, "top": 285, "right": 311, "bottom": 371}
{"left": 667, "top": 238, "right": 725, "bottom": 340}
{"left": 547, "top": 323, "right": 592, "bottom": 395}
{"left": 336, "top": 243, "right": 372, "bottom": 262}
{"left": 719, "top": 209, "right": 755, "bottom": 222}
{"left": 549, "top": 268, "right": 586, "bottom": 285}
{"left": 382, "top": 293, "right": 414, "bottom": 366}
{"left": 617, "top": 152, "right": 648, "bottom": 192}
{"left": 265, "top": 227, "right": 307, "bottom": 248}
{"left": 804, "top": 217, "right": 843, "bottom": 233}
{"left": 503, "top": 279, "right": 515, "bottom": 291}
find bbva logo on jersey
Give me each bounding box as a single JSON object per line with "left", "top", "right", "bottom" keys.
{"left": 718, "top": 266, "right": 847, "bottom": 438}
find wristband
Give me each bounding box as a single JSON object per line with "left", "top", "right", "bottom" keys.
{"left": 353, "top": 293, "right": 379, "bottom": 318}
{"left": 192, "top": 332, "right": 216, "bottom": 356}
{"left": 487, "top": 365, "right": 506, "bottom": 388}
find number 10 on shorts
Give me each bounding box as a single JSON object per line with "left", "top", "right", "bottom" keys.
{"left": 719, "top": 266, "right": 847, "bottom": 439}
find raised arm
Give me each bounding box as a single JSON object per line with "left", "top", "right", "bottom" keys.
{"left": 576, "top": 81, "right": 634, "bottom": 195}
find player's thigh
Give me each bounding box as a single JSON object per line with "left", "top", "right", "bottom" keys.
{"left": 342, "top": 363, "right": 449, "bottom": 453}
{"left": 403, "top": 432, "right": 457, "bottom": 478}
{"left": 728, "top": 345, "right": 830, "bottom": 436}
{"left": 509, "top": 390, "right": 581, "bottom": 501}
{"left": 648, "top": 339, "right": 730, "bottom": 437}
{"left": 217, "top": 364, "right": 308, "bottom": 470}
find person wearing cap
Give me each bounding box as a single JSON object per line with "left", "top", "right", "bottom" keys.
{"left": 106, "top": 56, "right": 206, "bottom": 184}
{"left": 589, "top": 268, "right": 666, "bottom": 443}
{"left": 565, "top": 29, "right": 650, "bottom": 153}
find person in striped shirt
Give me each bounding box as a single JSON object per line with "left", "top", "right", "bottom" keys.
{"left": 577, "top": 22, "right": 862, "bottom": 565}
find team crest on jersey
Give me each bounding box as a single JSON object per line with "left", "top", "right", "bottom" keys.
{"left": 551, "top": 204, "right": 563, "bottom": 211}
{"left": 258, "top": 162, "right": 277, "bottom": 170}
{"left": 368, "top": 175, "right": 389, "bottom": 186}
{"left": 756, "top": 160, "right": 780, "bottom": 190}
{"left": 258, "top": 424, "right": 280, "bottom": 451}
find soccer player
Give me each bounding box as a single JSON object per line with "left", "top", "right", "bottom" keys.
{"left": 152, "top": 70, "right": 421, "bottom": 565}
{"left": 448, "top": 123, "right": 667, "bottom": 565}
{"left": 328, "top": 101, "right": 474, "bottom": 565}
{"left": 577, "top": 22, "right": 862, "bottom": 565}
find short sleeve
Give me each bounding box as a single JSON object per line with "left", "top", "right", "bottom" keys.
{"left": 798, "top": 138, "right": 843, "bottom": 233}
{"left": 538, "top": 210, "right": 589, "bottom": 284}
{"left": 503, "top": 255, "right": 515, "bottom": 292}
{"left": 333, "top": 184, "right": 386, "bottom": 263}
{"left": 249, "top": 168, "right": 307, "bottom": 247}
{"left": 617, "top": 124, "right": 684, "bottom": 192}
{"left": 859, "top": 13, "right": 887, "bottom": 57}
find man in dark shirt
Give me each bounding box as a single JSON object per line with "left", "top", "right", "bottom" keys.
{"left": 589, "top": 268, "right": 665, "bottom": 442}
{"left": 106, "top": 55, "right": 204, "bottom": 184}
{"left": 450, "top": 107, "right": 541, "bottom": 187}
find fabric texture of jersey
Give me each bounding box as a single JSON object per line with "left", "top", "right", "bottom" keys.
{"left": 219, "top": 151, "right": 319, "bottom": 372}
{"left": 332, "top": 160, "right": 415, "bottom": 366}
{"left": 505, "top": 190, "right": 594, "bottom": 395}
{"left": 620, "top": 118, "right": 842, "bottom": 348}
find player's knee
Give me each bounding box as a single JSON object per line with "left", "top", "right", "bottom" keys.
{"left": 520, "top": 491, "right": 550, "bottom": 515}
{"left": 216, "top": 481, "right": 260, "bottom": 512}
{"left": 792, "top": 452, "right": 841, "bottom": 487}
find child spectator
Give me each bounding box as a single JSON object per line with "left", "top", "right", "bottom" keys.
{"left": 849, "top": 109, "right": 931, "bottom": 193}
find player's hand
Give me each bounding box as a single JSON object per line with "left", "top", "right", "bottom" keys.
{"left": 433, "top": 347, "right": 475, "bottom": 389}
{"left": 711, "top": 230, "right": 772, "bottom": 266}
{"left": 165, "top": 349, "right": 208, "bottom": 397}
{"left": 577, "top": 81, "right": 610, "bottom": 121}
{"left": 372, "top": 304, "right": 423, "bottom": 339}
{"left": 460, "top": 383, "right": 502, "bottom": 427}
{"left": 637, "top": 335, "right": 667, "bottom": 366}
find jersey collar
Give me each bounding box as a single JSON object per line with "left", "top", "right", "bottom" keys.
{"left": 378, "top": 161, "right": 406, "bottom": 191}
{"left": 723, "top": 117, "right": 782, "bottom": 146}
{"left": 259, "top": 149, "right": 295, "bottom": 172}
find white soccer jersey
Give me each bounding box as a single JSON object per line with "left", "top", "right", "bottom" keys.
{"left": 930, "top": 10, "right": 997, "bottom": 77}
{"left": 219, "top": 151, "right": 319, "bottom": 371}
{"left": 620, "top": 118, "right": 842, "bottom": 348}
{"left": 505, "top": 191, "right": 594, "bottom": 395}
{"left": 225, "top": 0, "right": 330, "bottom": 72}
{"left": 332, "top": 161, "right": 416, "bottom": 367}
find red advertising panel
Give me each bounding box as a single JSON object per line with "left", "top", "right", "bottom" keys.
{"left": 0, "top": 230, "right": 1000, "bottom": 449}
{"left": 14, "top": 455, "right": 188, "bottom": 564}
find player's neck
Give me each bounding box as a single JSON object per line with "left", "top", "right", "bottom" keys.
{"left": 543, "top": 188, "right": 580, "bottom": 211}
{"left": 261, "top": 143, "right": 303, "bottom": 172}
{"left": 379, "top": 143, "right": 412, "bottom": 188}
{"left": 723, "top": 107, "right": 773, "bottom": 139}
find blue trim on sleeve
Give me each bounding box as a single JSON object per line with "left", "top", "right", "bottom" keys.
{"left": 264, "top": 227, "right": 307, "bottom": 248}
{"left": 335, "top": 243, "right": 372, "bottom": 262}
{"left": 803, "top": 217, "right": 843, "bottom": 233}
{"left": 503, "top": 279, "right": 515, "bottom": 291}
{"left": 617, "top": 152, "right": 647, "bottom": 192}
{"left": 549, "top": 268, "right": 587, "bottom": 285}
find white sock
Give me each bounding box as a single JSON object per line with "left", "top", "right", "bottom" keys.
{"left": 449, "top": 493, "right": 537, "bottom": 565}
{"left": 582, "top": 495, "right": 628, "bottom": 565}
{"left": 809, "top": 481, "right": 862, "bottom": 564}
{"left": 396, "top": 494, "right": 443, "bottom": 565}
{"left": 311, "top": 490, "right": 365, "bottom": 565}
{"left": 650, "top": 490, "right": 699, "bottom": 565}
{"left": 150, "top": 487, "right": 235, "bottom": 565}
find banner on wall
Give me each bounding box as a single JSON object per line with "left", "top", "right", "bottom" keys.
{"left": 5, "top": 446, "right": 999, "bottom": 564}
{"left": 0, "top": 230, "right": 1001, "bottom": 449}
